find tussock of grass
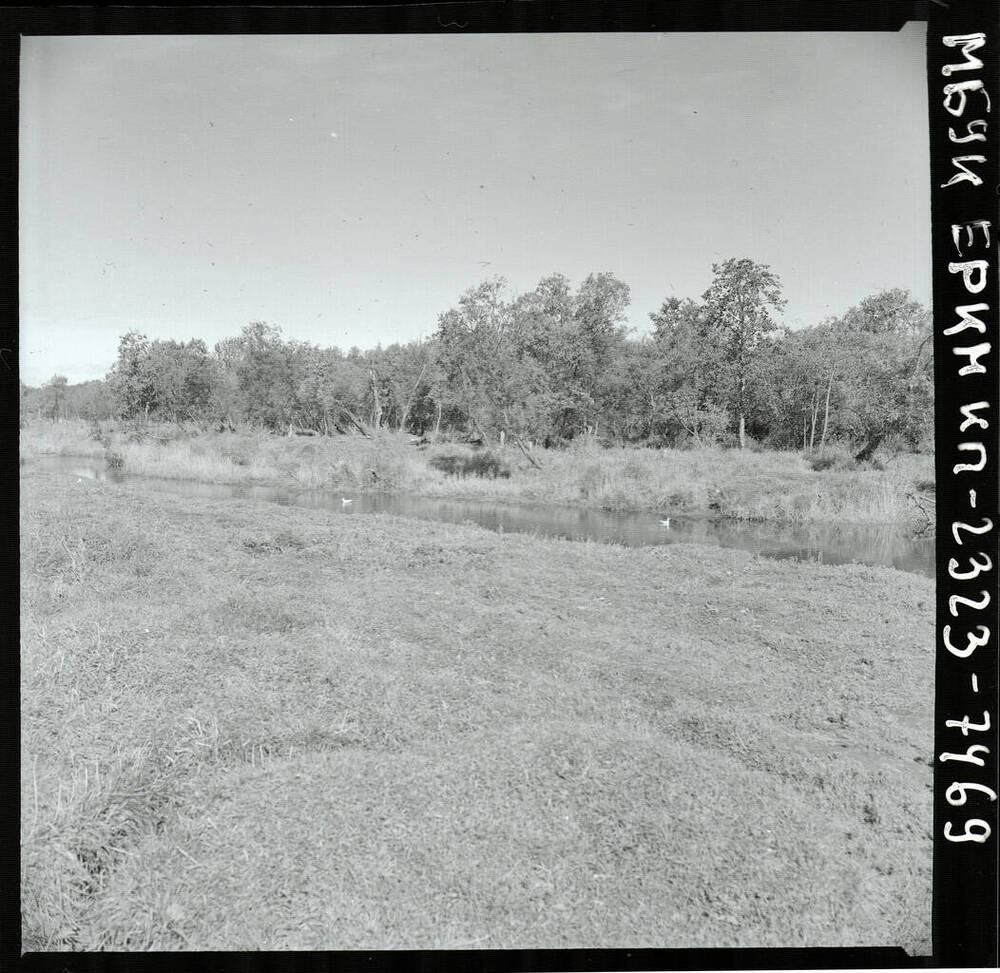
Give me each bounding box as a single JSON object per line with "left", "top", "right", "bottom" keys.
{"left": 21, "top": 469, "right": 933, "bottom": 950}
{"left": 21, "top": 743, "right": 172, "bottom": 950}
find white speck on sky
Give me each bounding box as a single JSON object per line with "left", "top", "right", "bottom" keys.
{"left": 19, "top": 27, "right": 930, "bottom": 385}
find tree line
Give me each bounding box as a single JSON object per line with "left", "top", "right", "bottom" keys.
{"left": 22, "top": 258, "right": 933, "bottom": 456}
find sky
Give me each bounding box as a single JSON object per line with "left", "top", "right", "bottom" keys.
{"left": 19, "top": 26, "right": 931, "bottom": 386}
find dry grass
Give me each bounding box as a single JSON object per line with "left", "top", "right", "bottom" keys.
{"left": 418, "top": 440, "right": 931, "bottom": 527}
{"left": 20, "top": 420, "right": 933, "bottom": 528}
{"left": 21, "top": 467, "right": 934, "bottom": 951}
{"left": 19, "top": 418, "right": 106, "bottom": 459}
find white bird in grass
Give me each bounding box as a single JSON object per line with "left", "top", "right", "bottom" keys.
{"left": 341, "top": 497, "right": 354, "bottom": 506}
{"left": 659, "top": 517, "right": 672, "bottom": 528}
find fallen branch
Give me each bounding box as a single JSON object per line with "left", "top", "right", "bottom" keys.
{"left": 336, "top": 406, "right": 373, "bottom": 439}
{"left": 513, "top": 436, "right": 543, "bottom": 470}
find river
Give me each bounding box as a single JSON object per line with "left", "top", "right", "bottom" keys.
{"left": 29, "top": 455, "right": 934, "bottom": 578}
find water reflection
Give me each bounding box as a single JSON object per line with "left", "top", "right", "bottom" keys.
{"left": 32, "top": 456, "right": 934, "bottom": 578}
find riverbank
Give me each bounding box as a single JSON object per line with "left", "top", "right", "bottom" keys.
{"left": 21, "top": 468, "right": 933, "bottom": 950}
{"left": 19, "top": 419, "right": 934, "bottom": 527}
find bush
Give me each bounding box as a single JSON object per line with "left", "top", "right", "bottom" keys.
{"left": 807, "top": 446, "right": 856, "bottom": 473}
{"left": 88, "top": 421, "right": 111, "bottom": 447}
{"left": 808, "top": 454, "right": 839, "bottom": 472}
{"left": 575, "top": 461, "right": 606, "bottom": 499}
{"left": 219, "top": 448, "right": 250, "bottom": 467}
{"left": 664, "top": 489, "right": 697, "bottom": 511}
{"left": 360, "top": 451, "right": 408, "bottom": 490}
{"left": 429, "top": 451, "right": 511, "bottom": 479}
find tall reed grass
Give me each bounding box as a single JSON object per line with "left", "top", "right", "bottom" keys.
{"left": 19, "top": 419, "right": 933, "bottom": 526}
{"left": 19, "top": 418, "right": 106, "bottom": 459}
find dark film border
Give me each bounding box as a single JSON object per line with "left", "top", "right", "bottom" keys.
{"left": 3, "top": 1, "right": 995, "bottom": 970}
{"left": 929, "top": 0, "right": 1000, "bottom": 968}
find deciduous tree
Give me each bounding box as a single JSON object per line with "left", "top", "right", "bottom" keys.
{"left": 41, "top": 375, "right": 68, "bottom": 421}
{"left": 702, "top": 258, "right": 786, "bottom": 448}
{"left": 107, "top": 331, "right": 157, "bottom": 420}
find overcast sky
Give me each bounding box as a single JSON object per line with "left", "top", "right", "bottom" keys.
{"left": 19, "top": 26, "right": 930, "bottom": 386}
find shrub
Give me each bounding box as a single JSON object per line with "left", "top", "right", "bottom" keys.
{"left": 430, "top": 455, "right": 463, "bottom": 477}
{"left": 429, "top": 451, "right": 511, "bottom": 479}
{"left": 808, "top": 455, "right": 838, "bottom": 472}
{"left": 123, "top": 423, "right": 148, "bottom": 444}
{"left": 575, "top": 462, "right": 606, "bottom": 499}
{"left": 664, "top": 489, "right": 697, "bottom": 511}
{"left": 88, "top": 421, "right": 111, "bottom": 447}
{"left": 807, "top": 447, "right": 857, "bottom": 473}
{"left": 468, "top": 452, "right": 510, "bottom": 479}
{"left": 329, "top": 460, "right": 359, "bottom": 489}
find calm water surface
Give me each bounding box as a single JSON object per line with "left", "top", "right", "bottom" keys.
{"left": 32, "top": 455, "right": 934, "bottom": 578}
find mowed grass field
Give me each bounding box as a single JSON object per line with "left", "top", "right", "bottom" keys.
{"left": 21, "top": 468, "right": 934, "bottom": 951}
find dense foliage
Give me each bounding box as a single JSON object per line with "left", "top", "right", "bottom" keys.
{"left": 22, "top": 259, "right": 933, "bottom": 453}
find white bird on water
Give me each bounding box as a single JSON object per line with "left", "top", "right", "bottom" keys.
{"left": 341, "top": 497, "right": 354, "bottom": 506}
{"left": 659, "top": 517, "right": 672, "bottom": 528}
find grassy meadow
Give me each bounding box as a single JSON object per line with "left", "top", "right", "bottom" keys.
{"left": 21, "top": 465, "right": 934, "bottom": 950}
{"left": 20, "top": 419, "right": 934, "bottom": 528}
